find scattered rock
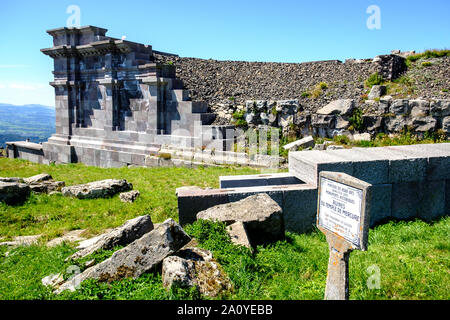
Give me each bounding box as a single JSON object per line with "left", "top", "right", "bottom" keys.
{"left": 317, "top": 99, "right": 355, "bottom": 116}
{"left": 0, "top": 182, "right": 31, "bottom": 205}
{"left": 327, "top": 145, "right": 345, "bottom": 150}
{"left": 84, "top": 259, "right": 96, "bottom": 268}
{"left": 442, "top": 116, "right": 450, "bottom": 134}
{"left": 0, "top": 234, "right": 42, "bottom": 247}
{"left": 29, "top": 181, "right": 65, "bottom": 194}
{"left": 162, "top": 246, "right": 232, "bottom": 297}
{"left": 68, "top": 215, "right": 154, "bottom": 261}
{"left": 162, "top": 256, "right": 195, "bottom": 289}
{"left": 61, "top": 179, "right": 133, "bottom": 199}
{"left": 47, "top": 229, "right": 87, "bottom": 247}
{"left": 24, "top": 173, "right": 52, "bottom": 184}
{"left": 42, "top": 273, "right": 65, "bottom": 288}
{"left": 0, "top": 177, "right": 23, "bottom": 183}
{"left": 196, "top": 193, "right": 284, "bottom": 246}
{"left": 313, "top": 144, "right": 326, "bottom": 151}
{"left": 119, "top": 190, "right": 140, "bottom": 203}
{"left": 55, "top": 218, "right": 190, "bottom": 294}
{"left": 352, "top": 133, "right": 371, "bottom": 142}
{"left": 368, "top": 85, "right": 386, "bottom": 100}
{"left": 283, "top": 135, "right": 315, "bottom": 151}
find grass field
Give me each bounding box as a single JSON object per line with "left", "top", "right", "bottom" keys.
{"left": 0, "top": 158, "right": 449, "bottom": 300}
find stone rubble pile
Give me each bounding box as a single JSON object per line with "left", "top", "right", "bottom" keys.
{"left": 0, "top": 175, "right": 138, "bottom": 205}
{"left": 38, "top": 193, "right": 285, "bottom": 297}
{"left": 41, "top": 215, "right": 235, "bottom": 297}
{"left": 214, "top": 97, "right": 450, "bottom": 140}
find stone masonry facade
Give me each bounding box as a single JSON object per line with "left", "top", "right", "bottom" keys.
{"left": 7, "top": 26, "right": 235, "bottom": 167}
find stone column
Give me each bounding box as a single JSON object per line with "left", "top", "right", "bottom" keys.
{"left": 74, "top": 82, "right": 85, "bottom": 128}
{"left": 140, "top": 79, "right": 161, "bottom": 135}
{"left": 50, "top": 80, "right": 73, "bottom": 136}
{"left": 98, "top": 78, "right": 121, "bottom": 131}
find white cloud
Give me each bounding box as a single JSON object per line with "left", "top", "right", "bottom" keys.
{"left": 9, "top": 82, "right": 45, "bottom": 90}
{"left": 0, "top": 81, "right": 54, "bottom": 106}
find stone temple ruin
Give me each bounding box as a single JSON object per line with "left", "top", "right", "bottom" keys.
{"left": 6, "top": 26, "right": 239, "bottom": 167}
{"left": 4, "top": 26, "right": 450, "bottom": 235}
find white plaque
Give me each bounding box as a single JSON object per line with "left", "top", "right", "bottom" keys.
{"left": 318, "top": 177, "right": 364, "bottom": 247}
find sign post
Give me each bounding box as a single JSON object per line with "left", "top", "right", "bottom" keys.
{"left": 317, "top": 171, "right": 372, "bottom": 300}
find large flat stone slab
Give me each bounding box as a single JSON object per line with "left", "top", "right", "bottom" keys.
{"left": 219, "top": 172, "right": 303, "bottom": 189}
{"left": 69, "top": 215, "right": 154, "bottom": 260}
{"left": 55, "top": 218, "right": 190, "bottom": 294}
{"left": 0, "top": 182, "right": 31, "bottom": 205}
{"left": 289, "top": 143, "right": 450, "bottom": 186}
{"left": 61, "top": 179, "right": 133, "bottom": 199}
{"left": 196, "top": 193, "right": 284, "bottom": 246}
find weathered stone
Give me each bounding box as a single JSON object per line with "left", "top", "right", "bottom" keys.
{"left": 384, "top": 115, "right": 408, "bottom": 132}
{"left": 311, "top": 114, "right": 335, "bottom": 128}
{"left": 226, "top": 221, "right": 252, "bottom": 249}
{"left": 442, "top": 116, "right": 450, "bottom": 134}
{"left": 55, "top": 218, "right": 190, "bottom": 294}
{"left": 313, "top": 144, "right": 326, "bottom": 151}
{"left": 335, "top": 116, "right": 350, "bottom": 130}
{"left": 29, "top": 180, "right": 65, "bottom": 194}
{"left": 259, "top": 112, "right": 269, "bottom": 125}
{"left": 68, "top": 215, "right": 154, "bottom": 260}
{"left": 61, "top": 179, "right": 133, "bottom": 199}
{"left": 430, "top": 100, "right": 450, "bottom": 117}
{"left": 409, "top": 100, "right": 430, "bottom": 118}
{"left": 409, "top": 116, "right": 436, "bottom": 132}
{"left": 162, "top": 256, "right": 195, "bottom": 289}
{"left": 327, "top": 145, "right": 345, "bottom": 150}
{"left": 352, "top": 133, "right": 371, "bottom": 142}
{"left": 42, "top": 273, "right": 65, "bottom": 288}
{"left": 162, "top": 246, "right": 232, "bottom": 297}
{"left": 47, "top": 229, "right": 87, "bottom": 247}
{"left": 368, "top": 85, "right": 386, "bottom": 100}
{"left": 0, "top": 177, "right": 23, "bottom": 183}
{"left": 389, "top": 99, "right": 410, "bottom": 115}
{"left": 24, "top": 173, "right": 52, "bottom": 184}
{"left": 119, "top": 190, "right": 140, "bottom": 203}
{"left": 0, "top": 182, "right": 31, "bottom": 205}
{"left": 0, "top": 234, "right": 41, "bottom": 247}
{"left": 196, "top": 193, "right": 284, "bottom": 246}
{"left": 283, "top": 136, "right": 315, "bottom": 151}
{"left": 362, "top": 115, "right": 383, "bottom": 133}
{"left": 278, "top": 113, "right": 294, "bottom": 128}
{"left": 317, "top": 99, "right": 355, "bottom": 116}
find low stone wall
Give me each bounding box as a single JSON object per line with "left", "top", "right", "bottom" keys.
{"left": 214, "top": 97, "right": 450, "bottom": 139}
{"left": 6, "top": 141, "right": 47, "bottom": 164}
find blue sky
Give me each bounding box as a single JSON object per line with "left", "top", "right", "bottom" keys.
{"left": 0, "top": 0, "right": 449, "bottom": 106}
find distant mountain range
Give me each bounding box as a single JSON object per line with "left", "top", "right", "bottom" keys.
{"left": 0, "top": 103, "right": 55, "bottom": 148}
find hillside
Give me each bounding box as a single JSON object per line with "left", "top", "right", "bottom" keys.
{"left": 154, "top": 50, "right": 450, "bottom": 115}
{"left": 0, "top": 158, "right": 448, "bottom": 300}
{"left": 0, "top": 103, "right": 55, "bottom": 148}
